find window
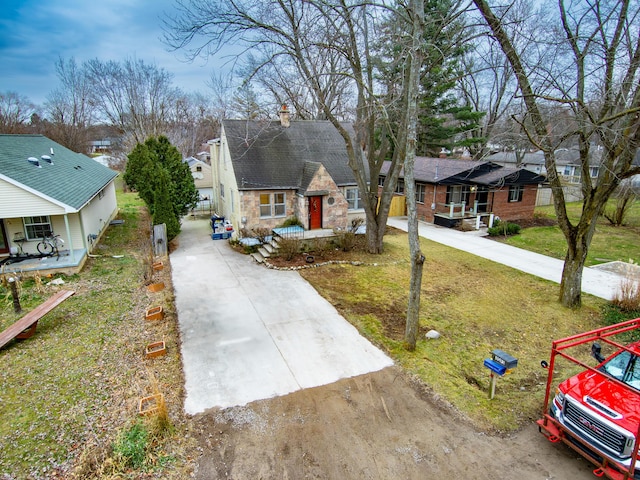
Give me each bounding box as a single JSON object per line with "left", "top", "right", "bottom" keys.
{"left": 220, "top": 182, "right": 224, "bottom": 198}
{"left": 260, "top": 192, "right": 286, "bottom": 217}
{"left": 274, "top": 193, "right": 285, "bottom": 216}
{"left": 395, "top": 180, "right": 404, "bottom": 194}
{"left": 416, "top": 183, "right": 426, "bottom": 204}
{"left": 590, "top": 166, "right": 599, "bottom": 178}
{"left": 509, "top": 185, "right": 524, "bottom": 202}
{"left": 446, "top": 186, "right": 463, "bottom": 204}
{"left": 23, "top": 216, "right": 52, "bottom": 240}
{"left": 196, "top": 165, "right": 202, "bottom": 172}
{"left": 378, "top": 176, "right": 385, "bottom": 187}
{"left": 345, "top": 187, "right": 362, "bottom": 209}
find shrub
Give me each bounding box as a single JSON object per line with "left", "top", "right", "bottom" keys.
{"left": 612, "top": 276, "right": 640, "bottom": 312}
{"left": 280, "top": 216, "right": 303, "bottom": 228}
{"left": 487, "top": 219, "right": 521, "bottom": 237}
{"left": 334, "top": 231, "right": 357, "bottom": 251}
{"left": 112, "top": 421, "right": 148, "bottom": 470}
{"left": 276, "top": 237, "right": 300, "bottom": 260}
{"left": 251, "top": 227, "right": 271, "bottom": 244}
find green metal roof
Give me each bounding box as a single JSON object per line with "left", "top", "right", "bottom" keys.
{"left": 0, "top": 134, "right": 118, "bottom": 211}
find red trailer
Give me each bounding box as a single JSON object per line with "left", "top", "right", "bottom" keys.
{"left": 538, "top": 318, "right": 640, "bottom": 479}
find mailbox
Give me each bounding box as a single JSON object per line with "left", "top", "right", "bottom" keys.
{"left": 491, "top": 349, "right": 518, "bottom": 370}
{"left": 483, "top": 358, "right": 506, "bottom": 376}
{"left": 484, "top": 349, "right": 518, "bottom": 399}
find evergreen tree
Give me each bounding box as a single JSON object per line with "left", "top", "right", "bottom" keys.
{"left": 153, "top": 168, "right": 181, "bottom": 240}
{"left": 125, "top": 135, "right": 199, "bottom": 239}
{"left": 376, "top": 0, "right": 484, "bottom": 157}
{"left": 123, "top": 142, "right": 158, "bottom": 211}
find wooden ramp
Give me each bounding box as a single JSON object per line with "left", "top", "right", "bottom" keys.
{"left": 0, "top": 290, "right": 75, "bottom": 350}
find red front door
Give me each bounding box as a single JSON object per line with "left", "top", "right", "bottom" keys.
{"left": 309, "top": 196, "right": 322, "bottom": 229}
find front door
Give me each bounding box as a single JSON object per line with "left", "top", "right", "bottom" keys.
{"left": 475, "top": 187, "right": 489, "bottom": 213}
{"left": 0, "top": 220, "right": 9, "bottom": 254}
{"left": 309, "top": 196, "right": 323, "bottom": 229}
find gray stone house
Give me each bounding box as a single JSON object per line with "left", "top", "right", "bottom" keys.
{"left": 209, "top": 107, "right": 364, "bottom": 236}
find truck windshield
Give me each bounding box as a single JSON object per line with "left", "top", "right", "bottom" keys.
{"left": 601, "top": 350, "right": 640, "bottom": 390}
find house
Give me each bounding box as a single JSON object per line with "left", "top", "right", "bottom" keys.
{"left": 380, "top": 156, "right": 546, "bottom": 228}
{"left": 0, "top": 134, "right": 119, "bottom": 273}
{"left": 184, "top": 156, "right": 213, "bottom": 203}
{"left": 486, "top": 147, "right": 640, "bottom": 205}
{"left": 209, "top": 107, "right": 364, "bottom": 235}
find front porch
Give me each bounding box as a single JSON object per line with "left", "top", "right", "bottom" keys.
{"left": 0, "top": 248, "right": 88, "bottom": 276}
{"left": 432, "top": 202, "right": 496, "bottom": 229}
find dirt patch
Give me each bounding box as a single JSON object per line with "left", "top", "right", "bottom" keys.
{"left": 189, "top": 367, "right": 594, "bottom": 479}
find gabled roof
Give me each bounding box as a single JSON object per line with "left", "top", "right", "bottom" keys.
{"left": 0, "top": 134, "right": 118, "bottom": 211}
{"left": 222, "top": 119, "right": 357, "bottom": 190}
{"left": 381, "top": 157, "right": 546, "bottom": 186}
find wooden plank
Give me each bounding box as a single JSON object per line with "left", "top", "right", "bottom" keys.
{"left": 0, "top": 290, "right": 75, "bottom": 349}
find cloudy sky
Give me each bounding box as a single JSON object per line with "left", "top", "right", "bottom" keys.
{"left": 0, "top": 0, "right": 219, "bottom": 105}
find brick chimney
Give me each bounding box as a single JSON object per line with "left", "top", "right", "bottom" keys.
{"left": 279, "top": 104, "right": 290, "bottom": 128}
{"left": 439, "top": 147, "right": 447, "bottom": 159}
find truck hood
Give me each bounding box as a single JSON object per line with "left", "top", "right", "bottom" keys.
{"left": 561, "top": 370, "right": 640, "bottom": 431}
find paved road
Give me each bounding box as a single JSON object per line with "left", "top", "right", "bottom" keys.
{"left": 170, "top": 218, "right": 392, "bottom": 415}
{"left": 387, "top": 216, "right": 625, "bottom": 301}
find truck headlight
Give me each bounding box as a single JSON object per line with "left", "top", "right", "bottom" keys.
{"left": 554, "top": 389, "right": 565, "bottom": 410}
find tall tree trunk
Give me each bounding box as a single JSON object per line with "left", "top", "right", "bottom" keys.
{"left": 403, "top": 0, "right": 425, "bottom": 350}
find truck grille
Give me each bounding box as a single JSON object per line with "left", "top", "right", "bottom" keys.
{"left": 564, "top": 400, "right": 629, "bottom": 456}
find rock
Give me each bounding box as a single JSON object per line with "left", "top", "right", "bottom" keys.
{"left": 425, "top": 330, "right": 440, "bottom": 339}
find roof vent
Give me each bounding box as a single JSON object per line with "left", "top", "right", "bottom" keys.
{"left": 41, "top": 155, "right": 53, "bottom": 164}
{"left": 27, "top": 157, "right": 41, "bottom": 167}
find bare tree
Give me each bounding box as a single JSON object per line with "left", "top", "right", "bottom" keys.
{"left": 473, "top": 0, "right": 640, "bottom": 308}
{"left": 43, "top": 57, "right": 95, "bottom": 153}
{"left": 396, "top": 0, "right": 425, "bottom": 350}
{"left": 164, "top": 0, "right": 402, "bottom": 254}
{"left": 166, "top": 91, "right": 220, "bottom": 157}
{"left": 85, "top": 57, "right": 182, "bottom": 151}
{"left": 0, "top": 91, "right": 37, "bottom": 133}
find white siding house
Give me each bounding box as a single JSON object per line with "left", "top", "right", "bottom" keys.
{"left": 0, "top": 134, "right": 119, "bottom": 273}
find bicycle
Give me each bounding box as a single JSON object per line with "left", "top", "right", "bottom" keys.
{"left": 37, "top": 233, "right": 64, "bottom": 257}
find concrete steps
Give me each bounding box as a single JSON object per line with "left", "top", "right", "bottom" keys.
{"left": 250, "top": 236, "right": 281, "bottom": 264}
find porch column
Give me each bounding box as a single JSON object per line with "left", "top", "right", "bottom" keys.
{"left": 63, "top": 214, "right": 76, "bottom": 263}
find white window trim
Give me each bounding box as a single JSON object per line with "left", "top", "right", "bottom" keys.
{"left": 345, "top": 187, "right": 363, "bottom": 210}
{"left": 23, "top": 215, "right": 52, "bottom": 240}
{"left": 260, "top": 192, "right": 287, "bottom": 218}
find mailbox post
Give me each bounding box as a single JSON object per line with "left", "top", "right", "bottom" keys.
{"left": 483, "top": 349, "right": 518, "bottom": 399}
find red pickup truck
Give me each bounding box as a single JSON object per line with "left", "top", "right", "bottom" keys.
{"left": 538, "top": 318, "right": 640, "bottom": 480}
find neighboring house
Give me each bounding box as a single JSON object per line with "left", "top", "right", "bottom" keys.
{"left": 487, "top": 147, "right": 640, "bottom": 205}
{"left": 89, "top": 138, "right": 112, "bottom": 154}
{"left": 0, "top": 134, "right": 119, "bottom": 273}
{"left": 380, "top": 156, "right": 546, "bottom": 228}
{"left": 184, "top": 156, "right": 213, "bottom": 202}
{"left": 209, "top": 107, "right": 364, "bottom": 235}
{"left": 486, "top": 148, "right": 601, "bottom": 184}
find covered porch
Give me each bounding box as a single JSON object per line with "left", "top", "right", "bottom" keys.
{"left": 0, "top": 248, "right": 88, "bottom": 276}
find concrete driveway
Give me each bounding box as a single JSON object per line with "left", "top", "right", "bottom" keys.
{"left": 170, "top": 218, "right": 392, "bottom": 415}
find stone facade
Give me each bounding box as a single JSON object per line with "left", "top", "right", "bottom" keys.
{"left": 237, "top": 164, "right": 350, "bottom": 232}
{"left": 302, "top": 164, "right": 349, "bottom": 230}
{"left": 240, "top": 189, "right": 298, "bottom": 232}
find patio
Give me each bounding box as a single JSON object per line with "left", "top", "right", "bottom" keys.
{"left": 0, "top": 248, "right": 88, "bottom": 276}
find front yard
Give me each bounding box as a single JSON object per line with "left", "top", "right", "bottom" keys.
{"left": 0, "top": 195, "right": 638, "bottom": 478}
